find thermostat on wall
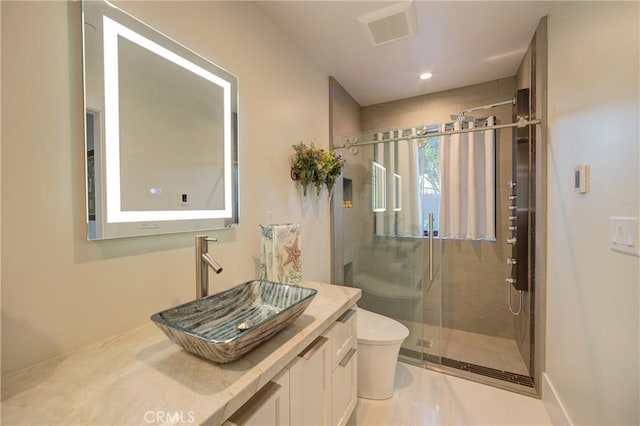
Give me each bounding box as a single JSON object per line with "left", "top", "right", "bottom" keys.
{"left": 574, "top": 164, "right": 589, "bottom": 194}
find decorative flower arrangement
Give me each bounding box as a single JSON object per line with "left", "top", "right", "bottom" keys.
{"left": 290, "top": 142, "right": 345, "bottom": 198}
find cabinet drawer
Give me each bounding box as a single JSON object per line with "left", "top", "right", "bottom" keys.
{"left": 330, "top": 308, "right": 357, "bottom": 370}
{"left": 224, "top": 373, "right": 289, "bottom": 426}
{"left": 331, "top": 348, "right": 358, "bottom": 426}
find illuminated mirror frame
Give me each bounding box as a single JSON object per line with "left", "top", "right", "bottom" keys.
{"left": 393, "top": 173, "right": 402, "bottom": 212}
{"left": 102, "top": 16, "right": 232, "bottom": 223}
{"left": 83, "top": 0, "right": 239, "bottom": 240}
{"left": 372, "top": 161, "right": 386, "bottom": 212}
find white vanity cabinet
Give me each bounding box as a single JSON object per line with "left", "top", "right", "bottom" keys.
{"left": 225, "top": 306, "right": 358, "bottom": 426}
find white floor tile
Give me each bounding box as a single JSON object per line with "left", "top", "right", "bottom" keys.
{"left": 350, "top": 362, "right": 552, "bottom": 426}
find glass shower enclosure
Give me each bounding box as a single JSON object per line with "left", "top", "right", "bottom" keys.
{"left": 331, "top": 94, "right": 537, "bottom": 394}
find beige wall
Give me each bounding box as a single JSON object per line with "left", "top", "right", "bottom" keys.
{"left": 361, "top": 78, "right": 518, "bottom": 339}
{"left": 1, "top": 1, "right": 331, "bottom": 374}
{"left": 545, "top": 2, "right": 639, "bottom": 424}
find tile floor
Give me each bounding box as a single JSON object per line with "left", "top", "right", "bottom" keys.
{"left": 439, "top": 327, "right": 529, "bottom": 376}
{"left": 402, "top": 321, "right": 529, "bottom": 376}
{"left": 348, "top": 362, "right": 552, "bottom": 426}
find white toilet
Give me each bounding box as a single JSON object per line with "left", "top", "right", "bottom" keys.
{"left": 356, "top": 307, "right": 410, "bottom": 400}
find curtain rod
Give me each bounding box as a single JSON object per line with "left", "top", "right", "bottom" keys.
{"left": 333, "top": 117, "right": 541, "bottom": 150}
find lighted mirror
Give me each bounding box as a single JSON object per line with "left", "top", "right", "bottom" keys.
{"left": 83, "top": 0, "right": 238, "bottom": 240}
{"left": 393, "top": 173, "right": 402, "bottom": 212}
{"left": 372, "top": 161, "right": 386, "bottom": 212}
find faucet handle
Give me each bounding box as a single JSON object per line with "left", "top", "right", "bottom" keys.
{"left": 205, "top": 237, "right": 218, "bottom": 242}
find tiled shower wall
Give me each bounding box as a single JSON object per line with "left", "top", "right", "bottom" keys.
{"left": 329, "top": 77, "right": 367, "bottom": 286}
{"left": 360, "top": 77, "right": 518, "bottom": 339}
{"left": 513, "top": 18, "right": 547, "bottom": 379}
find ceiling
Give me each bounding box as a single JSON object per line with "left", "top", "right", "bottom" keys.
{"left": 259, "top": 1, "right": 552, "bottom": 106}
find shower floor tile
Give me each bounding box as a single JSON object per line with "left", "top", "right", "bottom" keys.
{"left": 347, "top": 362, "right": 551, "bottom": 426}
{"left": 440, "top": 328, "right": 529, "bottom": 376}
{"left": 401, "top": 321, "right": 529, "bottom": 376}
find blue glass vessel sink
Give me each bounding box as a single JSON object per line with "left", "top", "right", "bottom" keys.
{"left": 151, "top": 280, "right": 317, "bottom": 363}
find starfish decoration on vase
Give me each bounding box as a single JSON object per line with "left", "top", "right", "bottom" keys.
{"left": 283, "top": 237, "right": 302, "bottom": 271}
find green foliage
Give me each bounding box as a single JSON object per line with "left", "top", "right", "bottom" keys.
{"left": 419, "top": 136, "right": 440, "bottom": 194}
{"left": 290, "top": 142, "right": 345, "bottom": 196}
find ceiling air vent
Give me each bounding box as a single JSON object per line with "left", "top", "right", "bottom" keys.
{"left": 358, "top": 1, "right": 418, "bottom": 47}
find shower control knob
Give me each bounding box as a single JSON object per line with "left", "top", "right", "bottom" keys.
{"left": 506, "top": 237, "right": 517, "bottom": 244}
{"left": 508, "top": 205, "right": 517, "bottom": 211}
{"left": 507, "top": 258, "right": 517, "bottom": 265}
{"left": 508, "top": 195, "right": 517, "bottom": 201}
{"left": 509, "top": 215, "right": 517, "bottom": 221}
{"left": 505, "top": 278, "right": 517, "bottom": 284}
{"left": 507, "top": 181, "right": 517, "bottom": 189}
{"left": 508, "top": 226, "right": 517, "bottom": 231}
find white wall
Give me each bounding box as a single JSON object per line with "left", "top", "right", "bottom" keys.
{"left": 545, "top": 2, "right": 639, "bottom": 424}
{"left": 1, "top": 1, "right": 330, "bottom": 374}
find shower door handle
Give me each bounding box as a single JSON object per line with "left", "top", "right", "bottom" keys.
{"left": 428, "top": 212, "right": 434, "bottom": 281}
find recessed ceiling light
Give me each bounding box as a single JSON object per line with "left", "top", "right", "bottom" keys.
{"left": 420, "top": 72, "right": 432, "bottom": 80}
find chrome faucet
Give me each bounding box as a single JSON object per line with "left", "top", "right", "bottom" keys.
{"left": 196, "top": 235, "right": 223, "bottom": 298}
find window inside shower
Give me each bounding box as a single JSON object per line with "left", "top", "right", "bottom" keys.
{"left": 418, "top": 135, "right": 441, "bottom": 236}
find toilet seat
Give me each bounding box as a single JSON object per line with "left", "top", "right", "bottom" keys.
{"left": 357, "top": 307, "right": 409, "bottom": 346}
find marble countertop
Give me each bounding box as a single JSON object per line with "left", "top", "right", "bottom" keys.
{"left": 1, "top": 281, "right": 361, "bottom": 425}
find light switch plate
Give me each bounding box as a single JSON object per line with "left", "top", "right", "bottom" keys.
{"left": 610, "top": 217, "right": 639, "bottom": 256}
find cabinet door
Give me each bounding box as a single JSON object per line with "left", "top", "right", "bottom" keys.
{"left": 289, "top": 335, "right": 331, "bottom": 426}
{"left": 225, "top": 370, "right": 290, "bottom": 426}
{"left": 331, "top": 348, "right": 357, "bottom": 426}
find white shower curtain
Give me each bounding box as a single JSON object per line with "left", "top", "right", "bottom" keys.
{"left": 439, "top": 116, "right": 496, "bottom": 240}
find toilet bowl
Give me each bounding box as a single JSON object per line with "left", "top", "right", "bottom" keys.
{"left": 357, "top": 307, "right": 410, "bottom": 400}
